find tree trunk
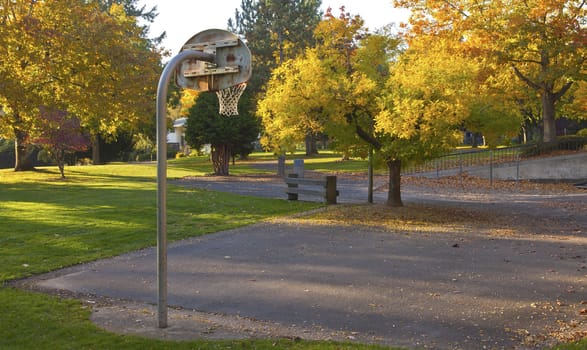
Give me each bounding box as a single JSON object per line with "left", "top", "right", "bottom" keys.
{"left": 511, "top": 63, "right": 572, "bottom": 144}
{"left": 386, "top": 158, "right": 403, "bottom": 207}
{"left": 91, "top": 134, "right": 101, "bottom": 165}
{"left": 521, "top": 126, "right": 527, "bottom": 144}
{"left": 542, "top": 92, "right": 557, "bottom": 143}
{"left": 14, "top": 128, "right": 35, "bottom": 171}
{"left": 472, "top": 132, "right": 482, "bottom": 148}
{"left": 55, "top": 149, "right": 66, "bottom": 178}
{"left": 305, "top": 134, "right": 318, "bottom": 156}
{"left": 211, "top": 143, "right": 230, "bottom": 176}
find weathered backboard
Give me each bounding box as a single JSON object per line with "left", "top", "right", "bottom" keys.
{"left": 175, "top": 29, "right": 252, "bottom": 92}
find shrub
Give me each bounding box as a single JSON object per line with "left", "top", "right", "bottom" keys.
{"left": 76, "top": 158, "right": 92, "bottom": 166}
{"left": 131, "top": 151, "right": 154, "bottom": 162}
{"left": 0, "top": 139, "right": 15, "bottom": 169}
{"left": 166, "top": 148, "right": 177, "bottom": 159}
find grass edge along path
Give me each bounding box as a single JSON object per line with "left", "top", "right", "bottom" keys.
{"left": 0, "top": 164, "right": 387, "bottom": 350}
{"left": 1, "top": 162, "right": 585, "bottom": 349}
{"left": 0, "top": 287, "right": 394, "bottom": 350}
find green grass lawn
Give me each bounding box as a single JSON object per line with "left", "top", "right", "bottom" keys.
{"left": 0, "top": 161, "right": 315, "bottom": 281}
{"left": 1, "top": 162, "right": 390, "bottom": 349}
{"left": 247, "top": 151, "right": 373, "bottom": 174}
{"left": 1, "top": 288, "right": 390, "bottom": 350}
{"left": 1, "top": 159, "right": 585, "bottom": 350}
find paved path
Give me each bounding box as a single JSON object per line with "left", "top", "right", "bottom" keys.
{"left": 30, "top": 175, "right": 587, "bottom": 349}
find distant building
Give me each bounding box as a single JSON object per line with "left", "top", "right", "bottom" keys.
{"left": 463, "top": 130, "right": 485, "bottom": 147}
{"left": 167, "top": 117, "right": 189, "bottom": 154}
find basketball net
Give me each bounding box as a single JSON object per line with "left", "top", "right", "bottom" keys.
{"left": 216, "top": 83, "right": 247, "bottom": 116}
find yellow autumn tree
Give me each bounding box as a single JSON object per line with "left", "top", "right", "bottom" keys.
{"left": 38, "top": 0, "right": 162, "bottom": 164}
{"left": 380, "top": 34, "right": 523, "bottom": 140}
{"left": 375, "top": 36, "right": 479, "bottom": 205}
{"left": 564, "top": 71, "right": 587, "bottom": 120}
{"left": 0, "top": 0, "right": 161, "bottom": 169}
{"left": 395, "top": 0, "right": 587, "bottom": 142}
{"left": 572, "top": 80, "right": 587, "bottom": 114}
{"left": 260, "top": 7, "right": 529, "bottom": 206}
{"left": 259, "top": 8, "right": 391, "bottom": 157}
{"left": 260, "top": 9, "right": 410, "bottom": 205}
{"left": 0, "top": 0, "right": 49, "bottom": 170}
{"left": 258, "top": 49, "right": 333, "bottom": 154}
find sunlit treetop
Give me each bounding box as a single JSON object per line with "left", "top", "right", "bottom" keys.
{"left": 394, "top": 0, "right": 586, "bottom": 142}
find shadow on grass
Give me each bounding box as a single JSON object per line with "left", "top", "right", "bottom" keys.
{"left": 0, "top": 172, "right": 318, "bottom": 282}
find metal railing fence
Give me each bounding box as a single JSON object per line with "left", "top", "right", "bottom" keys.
{"left": 401, "top": 137, "right": 587, "bottom": 177}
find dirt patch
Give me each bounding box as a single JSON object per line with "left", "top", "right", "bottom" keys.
{"left": 90, "top": 301, "right": 365, "bottom": 343}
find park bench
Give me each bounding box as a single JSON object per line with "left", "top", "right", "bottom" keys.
{"left": 284, "top": 174, "right": 339, "bottom": 204}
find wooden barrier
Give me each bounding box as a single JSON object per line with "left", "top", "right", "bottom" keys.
{"left": 284, "top": 174, "right": 338, "bottom": 204}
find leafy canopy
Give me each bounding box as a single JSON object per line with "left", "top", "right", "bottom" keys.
{"left": 394, "top": 0, "right": 587, "bottom": 142}
{"left": 0, "top": 0, "right": 162, "bottom": 168}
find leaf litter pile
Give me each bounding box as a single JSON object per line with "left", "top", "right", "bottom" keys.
{"left": 292, "top": 203, "right": 497, "bottom": 235}
{"left": 401, "top": 172, "right": 582, "bottom": 195}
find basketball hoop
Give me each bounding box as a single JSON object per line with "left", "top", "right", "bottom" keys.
{"left": 175, "top": 29, "right": 252, "bottom": 117}
{"left": 216, "top": 82, "right": 246, "bottom": 116}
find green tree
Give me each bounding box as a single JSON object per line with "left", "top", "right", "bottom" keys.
{"left": 229, "top": 1, "right": 322, "bottom": 155}
{"left": 185, "top": 92, "right": 259, "bottom": 176}
{"left": 97, "top": 0, "right": 166, "bottom": 46}
{"left": 229, "top": 0, "right": 322, "bottom": 86}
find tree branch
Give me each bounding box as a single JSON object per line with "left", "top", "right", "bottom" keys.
{"left": 441, "top": 0, "right": 470, "bottom": 18}
{"left": 511, "top": 65, "right": 542, "bottom": 91}
{"left": 509, "top": 58, "right": 543, "bottom": 65}
{"left": 553, "top": 81, "right": 574, "bottom": 103}
{"left": 354, "top": 123, "right": 382, "bottom": 150}
{"left": 50, "top": 74, "right": 87, "bottom": 89}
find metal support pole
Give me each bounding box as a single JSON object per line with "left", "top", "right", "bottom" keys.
{"left": 459, "top": 153, "right": 463, "bottom": 189}
{"left": 367, "top": 146, "right": 373, "bottom": 204}
{"left": 489, "top": 149, "right": 493, "bottom": 188}
{"left": 516, "top": 153, "right": 520, "bottom": 189}
{"left": 156, "top": 50, "right": 214, "bottom": 329}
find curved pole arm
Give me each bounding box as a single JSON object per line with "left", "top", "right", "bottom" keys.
{"left": 155, "top": 50, "right": 215, "bottom": 329}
